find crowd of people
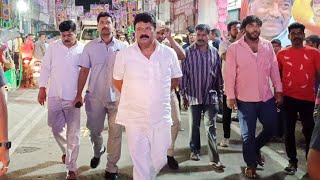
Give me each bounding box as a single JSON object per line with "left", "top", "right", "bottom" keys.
{"left": 0, "top": 10, "right": 320, "bottom": 180}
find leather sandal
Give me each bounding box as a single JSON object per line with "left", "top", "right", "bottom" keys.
{"left": 245, "top": 167, "right": 257, "bottom": 179}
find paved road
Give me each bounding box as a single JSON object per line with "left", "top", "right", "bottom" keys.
{"left": 1, "top": 89, "right": 311, "bottom": 180}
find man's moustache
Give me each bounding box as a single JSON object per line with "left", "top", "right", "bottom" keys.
{"left": 140, "top": 35, "right": 149, "bottom": 38}
{"left": 262, "top": 16, "right": 284, "bottom": 24}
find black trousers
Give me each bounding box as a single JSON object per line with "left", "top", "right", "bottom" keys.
{"left": 283, "top": 96, "right": 315, "bottom": 165}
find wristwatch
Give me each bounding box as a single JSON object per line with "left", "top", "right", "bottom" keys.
{"left": 0, "top": 142, "right": 11, "bottom": 149}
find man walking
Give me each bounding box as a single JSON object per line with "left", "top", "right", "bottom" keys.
{"left": 277, "top": 22, "right": 320, "bottom": 175}
{"left": 225, "top": 15, "right": 283, "bottom": 178}
{"left": 218, "top": 20, "right": 241, "bottom": 148}
{"left": 181, "top": 24, "right": 225, "bottom": 169}
{"left": 155, "top": 21, "right": 185, "bottom": 170}
{"left": 113, "top": 12, "right": 182, "bottom": 179}
{"left": 74, "top": 12, "right": 126, "bottom": 180}
{"left": 38, "top": 20, "right": 84, "bottom": 180}
{"left": 33, "top": 32, "right": 47, "bottom": 61}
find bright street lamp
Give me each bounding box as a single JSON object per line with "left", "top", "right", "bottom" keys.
{"left": 17, "top": 0, "right": 28, "bottom": 33}
{"left": 17, "top": 0, "right": 28, "bottom": 12}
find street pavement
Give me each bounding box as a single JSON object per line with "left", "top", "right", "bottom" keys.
{"left": 0, "top": 89, "right": 312, "bottom": 180}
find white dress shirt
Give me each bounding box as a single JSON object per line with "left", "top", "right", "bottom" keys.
{"left": 113, "top": 41, "right": 183, "bottom": 128}
{"left": 39, "top": 40, "right": 84, "bottom": 101}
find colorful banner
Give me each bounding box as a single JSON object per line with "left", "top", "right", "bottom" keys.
{"left": 90, "top": 4, "right": 109, "bottom": 17}
{"left": 127, "top": 1, "right": 137, "bottom": 27}
{"left": 2, "top": 0, "right": 10, "bottom": 22}
{"left": 55, "top": 0, "right": 65, "bottom": 25}
{"left": 239, "top": 0, "right": 316, "bottom": 47}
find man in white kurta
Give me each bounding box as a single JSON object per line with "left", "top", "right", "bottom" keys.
{"left": 113, "top": 12, "right": 183, "bottom": 180}
{"left": 38, "top": 20, "right": 84, "bottom": 180}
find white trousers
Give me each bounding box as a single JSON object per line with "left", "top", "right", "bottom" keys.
{"left": 126, "top": 125, "right": 172, "bottom": 180}
{"left": 48, "top": 97, "right": 80, "bottom": 172}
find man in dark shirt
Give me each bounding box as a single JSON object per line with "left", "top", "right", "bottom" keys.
{"left": 209, "top": 28, "right": 222, "bottom": 50}
{"left": 181, "top": 24, "right": 225, "bottom": 170}
{"left": 182, "top": 26, "right": 196, "bottom": 49}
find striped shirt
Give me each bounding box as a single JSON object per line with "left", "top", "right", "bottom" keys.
{"left": 181, "top": 43, "right": 223, "bottom": 105}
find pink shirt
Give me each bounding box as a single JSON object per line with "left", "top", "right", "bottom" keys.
{"left": 224, "top": 37, "right": 282, "bottom": 102}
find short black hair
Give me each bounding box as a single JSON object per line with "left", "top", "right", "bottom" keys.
{"left": 196, "top": 24, "right": 210, "bottom": 34}
{"left": 134, "top": 12, "right": 156, "bottom": 29}
{"left": 288, "top": 22, "right": 305, "bottom": 33}
{"left": 38, "top": 32, "right": 46, "bottom": 37}
{"left": 210, "top": 29, "right": 221, "bottom": 37}
{"left": 186, "top": 26, "right": 195, "bottom": 34}
{"left": 26, "top": 33, "right": 34, "bottom": 37}
{"left": 241, "top": 15, "right": 262, "bottom": 29}
{"left": 59, "top": 20, "right": 76, "bottom": 32}
{"left": 227, "top": 21, "right": 241, "bottom": 31}
{"left": 97, "top": 12, "right": 113, "bottom": 23}
{"left": 271, "top": 39, "right": 281, "bottom": 46}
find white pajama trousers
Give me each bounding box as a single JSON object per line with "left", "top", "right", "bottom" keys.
{"left": 125, "top": 125, "right": 172, "bottom": 180}
{"left": 48, "top": 97, "right": 80, "bottom": 172}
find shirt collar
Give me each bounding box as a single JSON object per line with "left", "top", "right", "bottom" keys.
{"left": 189, "top": 42, "right": 214, "bottom": 51}
{"left": 97, "top": 36, "right": 116, "bottom": 45}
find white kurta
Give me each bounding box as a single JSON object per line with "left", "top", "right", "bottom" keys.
{"left": 113, "top": 41, "right": 182, "bottom": 179}
{"left": 39, "top": 40, "right": 84, "bottom": 172}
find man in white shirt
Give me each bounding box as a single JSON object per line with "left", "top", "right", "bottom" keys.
{"left": 113, "top": 12, "right": 182, "bottom": 180}
{"left": 37, "top": 20, "right": 84, "bottom": 180}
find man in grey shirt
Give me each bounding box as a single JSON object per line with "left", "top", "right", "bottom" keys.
{"left": 74, "top": 12, "right": 126, "bottom": 180}
{"left": 33, "top": 32, "right": 47, "bottom": 61}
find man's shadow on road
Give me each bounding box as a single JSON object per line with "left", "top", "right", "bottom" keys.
{"left": 0, "top": 161, "right": 92, "bottom": 180}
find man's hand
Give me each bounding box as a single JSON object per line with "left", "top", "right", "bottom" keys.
{"left": 37, "top": 87, "right": 46, "bottom": 106}
{"left": 275, "top": 92, "right": 283, "bottom": 107}
{"left": 163, "top": 28, "right": 172, "bottom": 39}
{"left": 0, "top": 148, "right": 9, "bottom": 176}
{"left": 227, "top": 99, "right": 237, "bottom": 110}
{"left": 218, "top": 98, "right": 223, "bottom": 109}
{"left": 183, "top": 97, "right": 189, "bottom": 110}
{"left": 73, "top": 95, "right": 83, "bottom": 107}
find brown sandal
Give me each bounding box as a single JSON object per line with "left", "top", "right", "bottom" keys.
{"left": 245, "top": 167, "right": 257, "bottom": 179}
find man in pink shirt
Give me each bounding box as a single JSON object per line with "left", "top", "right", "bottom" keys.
{"left": 225, "top": 15, "right": 283, "bottom": 178}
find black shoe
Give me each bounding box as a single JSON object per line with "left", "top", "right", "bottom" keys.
{"left": 90, "top": 146, "right": 106, "bottom": 169}
{"left": 284, "top": 163, "right": 297, "bottom": 175}
{"left": 105, "top": 171, "right": 121, "bottom": 180}
{"left": 167, "top": 156, "right": 179, "bottom": 169}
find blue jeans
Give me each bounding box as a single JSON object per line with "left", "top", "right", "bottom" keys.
{"left": 237, "top": 98, "right": 278, "bottom": 168}
{"left": 189, "top": 104, "right": 220, "bottom": 162}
